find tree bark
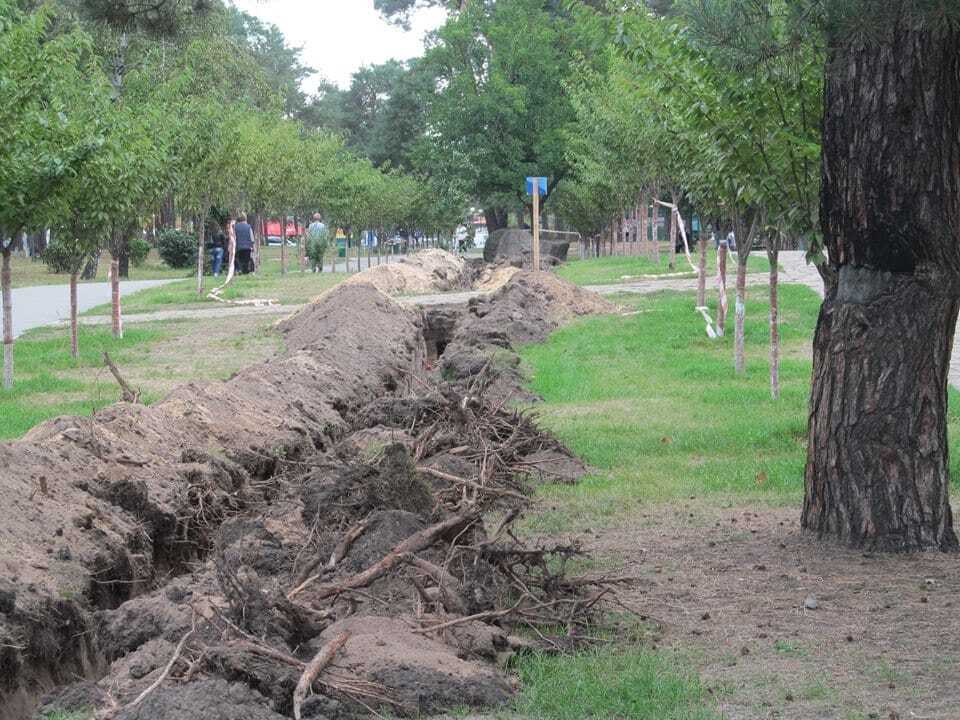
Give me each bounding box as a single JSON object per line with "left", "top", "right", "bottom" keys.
{"left": 717, "top": 242, "right": 728, "bottom": 337}
{"left": 669, "top": 191, "right": 679, "bottom": 270}
{"left": 111, "top": 257, "right": 122, "bottom": 339}
{"left": 484, "top": 208, "right": 507, "bottom": 234}
{"left": 81, "top": 251, "right": 99, "bottom": 281}
{"left": 767, "top": 242, "right": 780, "bottom": 400}
{"left": 70, "top": 272, "right": 79, "bottom": 359}
{"left": 196, "top": 219, "right": 206, "bottom": 295}
{"left": 2, "top": 247, "right": 13, "bottom": 390}
{"left": 696, "top": 238, "right": 707, "bottom": 307}
{"left": 803, "top": 12, "right": 960, "bottom": 551}
{"left": 734, "top": 254, "right": 747, "bottom": 373}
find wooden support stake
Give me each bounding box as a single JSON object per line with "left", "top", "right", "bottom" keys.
{"left": 532, "top": 185, "right": 541, "bottom": 272}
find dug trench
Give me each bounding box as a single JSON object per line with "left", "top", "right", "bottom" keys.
{"left": 0, "top": 269, "right": 619, "bottom": 720}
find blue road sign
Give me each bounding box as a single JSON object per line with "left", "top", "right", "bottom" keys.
{"left": 526, "top": 177, "right": 547, "bottom": 196}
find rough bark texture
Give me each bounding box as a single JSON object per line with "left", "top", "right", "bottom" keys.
{"left": 2, "top": 248, "right": 12, "bottom": 390}
{"left": 70, "top": 272, "right": 79, "bottom": 359}
{"left": 803, "top": 11, "right": 960, "bottom": 551}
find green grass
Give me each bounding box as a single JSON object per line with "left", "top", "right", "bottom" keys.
{"left": 556, "top": 249, "right": 771, "bottom": 286}
{"left": 0, "top": 326, "right": 163, "bottom": 439}
{"left": 512, "top": 647, "right": 719, "bottom": 720}
{"left": 520, "top": 284, "right": 820, "bottom": 529}
{"left": 0, "top": 314, "right": 283, "bottom": 441}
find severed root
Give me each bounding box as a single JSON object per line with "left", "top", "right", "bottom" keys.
{"left": 293, "top": 631, "right": 351, "bottom": 720}
{"left": 103, "top": 352, "right": 141, "bottom": 404}
{"left": 122, "top": 618, "right": 195, "bottom": 712}
{"left": 401, "top": 554, "right": 467, "bottom": 615}
{"left": 308, "top": 512, "right": 479, "bottom": 601}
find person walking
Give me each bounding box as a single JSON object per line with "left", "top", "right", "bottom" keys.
{"left": 306, "top": 213, "right": 329, "bottom": 272}
{"left": 235, "top": 213, "right": 254, "bottom": 274}
{"left": 209, "top": 223, "right": 227, "bottom": 276}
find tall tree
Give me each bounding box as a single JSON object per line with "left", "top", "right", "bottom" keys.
{"left": 802, "top": 1, "right": 960, "bottom": 551}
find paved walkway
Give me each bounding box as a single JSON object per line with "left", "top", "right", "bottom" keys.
{"left": 11, "top": 279, "right": 176, "bottom": 338}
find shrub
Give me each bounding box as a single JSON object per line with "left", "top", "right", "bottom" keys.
{"left": 128, "top": 236, "right": 151, "bottom": 268}
{"left": 157, "top": 229, "right": 197, "bottom": 269}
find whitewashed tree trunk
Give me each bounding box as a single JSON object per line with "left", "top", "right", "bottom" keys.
{"left": 734, "top": 255, "right": 748, "bottom": 373}
{"left": 2, "top": 247, "right": 13, "bottom": 390}
{"left": 70, "top": 271, "right": 79, "bottom": 359}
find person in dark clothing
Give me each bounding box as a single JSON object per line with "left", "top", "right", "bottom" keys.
{"left": 208, "top": 224, "right": 227, "bottom": 276}
{"left": 235, "top": 213, "right": 254, "bottom": 274}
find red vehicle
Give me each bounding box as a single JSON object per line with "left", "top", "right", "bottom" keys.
{"left": 264, "top": 218, "right": 299, "bottom": 246}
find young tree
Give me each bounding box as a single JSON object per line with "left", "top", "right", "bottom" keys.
{"left": 0, "top": 4, "right": 105, "bottom": 388}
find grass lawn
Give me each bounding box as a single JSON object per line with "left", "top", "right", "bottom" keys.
{"left": 83, "top": 246, "right": 347, "bottom": 315}
{"left": 557, "top": 249, "right": 772, "bottom": 286}
{"left": 512, "top": 646, "right": 719, "bottom": 720}
{"left": 9, "top": 249, "right": 190, "bottom": 288}
{"left": 0, "top": 315, "right": 283, "bottom": 441}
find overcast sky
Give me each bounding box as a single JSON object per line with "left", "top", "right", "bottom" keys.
{"left": 230, "top": 0, "right": 447, "bottom": 93}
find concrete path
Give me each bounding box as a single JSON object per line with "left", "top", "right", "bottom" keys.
{"left": 11, "top": 279, "right": 176, "bottom": 338}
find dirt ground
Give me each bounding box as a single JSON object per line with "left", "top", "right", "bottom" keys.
{"left": 590, "top": 500, "right": 960, "bottom": 720}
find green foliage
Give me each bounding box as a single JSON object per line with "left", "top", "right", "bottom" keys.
{"left": 128, "top": 236, "right": 151, "bottom": 268}
{"left": 41, "top": 241, "right": 89, "bottom": 275}
{"left": 157, "top": 229, "right": 197, "bottom": 269}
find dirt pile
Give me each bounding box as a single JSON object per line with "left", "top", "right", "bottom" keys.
{"left": 342, "top": 249, "right": 468, "bottom": 296}
{"left": 439, "top": 271, "right": 617, "bottom": 402}
{"left": 483, "top": 229, "right": 571, "bottom": 269}
{"left": 4, "top": 272, "right": 621, "bottom": 720}
{"left": 0, "top": 283, "right": 425, "bottom": 720}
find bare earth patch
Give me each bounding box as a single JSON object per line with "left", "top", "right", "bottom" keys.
{"left": 588, "top": 501, "right": 960, "bottom": 720}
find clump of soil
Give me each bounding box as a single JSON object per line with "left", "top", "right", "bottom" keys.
{"left": 8, "top": 269, "right": 621, "bottom": 720}
{"left": 483, "top": 229, "right": 571, "bottom": 269}
{"left": 342, "top": 249, "right": 468, "bottom": 296}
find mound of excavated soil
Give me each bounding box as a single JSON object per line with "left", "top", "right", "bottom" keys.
{"left": 342, "top": 249, "right": 468, "bottom": 296}
{"left": 7, "top": 271, "right": 607, "bottom": 720}
{"left": 483, "top": 229, "right": 570, "bottom": 269}
{"left": 0, "top": 283, "right": 425, "bottom": 720}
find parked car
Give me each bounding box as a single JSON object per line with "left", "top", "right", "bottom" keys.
{"left": 265, "top": 218, "right": 298, "bottom": 246}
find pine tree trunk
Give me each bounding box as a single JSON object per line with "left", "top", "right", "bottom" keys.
{"left": 734, "top": 254, "right": 748, "bottom": 374}
{"left": 111, "top": 257, "right": 122, "bottom": 339}
{"left": 803, "top": 12, "right": 960, "bottom": 551}
{"left": 696, "top": 238, "right": 707, "bottom": 307}
{"left": 70, "top": 272, "right": 79, "bottom": 359}
{"left": 2, "top": 247, "right": 13, "bottom": 390}
{"left": 767, "top": 244, "right": 780, "bottom": 400}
